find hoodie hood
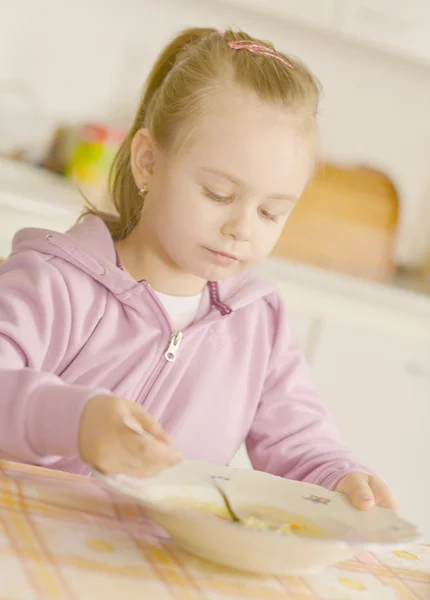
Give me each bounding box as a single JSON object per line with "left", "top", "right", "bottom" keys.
{"left": 10, "top": 214, "right": 277, "bottom": 314}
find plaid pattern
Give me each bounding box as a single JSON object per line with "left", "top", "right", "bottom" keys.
{"left": 0, "top": 460, "right": 429, "bottom": 600}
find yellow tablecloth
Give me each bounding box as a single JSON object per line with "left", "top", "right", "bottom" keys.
{"left": 0, "top": 460, "right": 429, "bottom": 600}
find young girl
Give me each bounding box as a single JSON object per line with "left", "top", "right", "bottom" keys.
{"left": 0, "top": 27, "right": 396, "bottom": 512}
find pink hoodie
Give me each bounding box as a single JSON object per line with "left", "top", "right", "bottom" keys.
{"left": 0, "top": 215, "right": 370, "bottom": 488}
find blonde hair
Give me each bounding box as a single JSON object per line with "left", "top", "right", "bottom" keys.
{"left": 95, "top": 27, "right": 320, "bottom": 239}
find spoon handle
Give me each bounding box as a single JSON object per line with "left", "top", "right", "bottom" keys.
{"left": 124, "top": 417, "right": 241, "bottom": 523}
{"left": 122, "top": 416, "right": 152, "bottom": 438}
{"left": 212, "top": 481, "right": 241, "bottom": 523}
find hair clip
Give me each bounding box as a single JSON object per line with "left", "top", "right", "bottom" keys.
{"left": 227, "top": 40, "right": 293, "bottom": 69}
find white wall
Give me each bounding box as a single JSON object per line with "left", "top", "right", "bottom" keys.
{"left": 1, "top": 0, "right": 430, "bottom": 265}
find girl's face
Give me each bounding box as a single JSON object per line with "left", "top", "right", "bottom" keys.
{"left": 132, "top": 97, "right": 315, "bottom": 286}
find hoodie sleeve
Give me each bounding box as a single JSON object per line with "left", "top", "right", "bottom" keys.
{"left": 0, "top": 253, "right": 111, "bottom": 465}
{"left": 245, "top": 293, "right": 373, "bottom": 491}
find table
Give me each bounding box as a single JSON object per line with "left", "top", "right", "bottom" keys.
{"left": 0, "top": 460, "right": 428, "bottom": 599}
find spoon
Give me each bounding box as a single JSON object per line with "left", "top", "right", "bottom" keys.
{"left": 123, "top": 417, "right": 242, "bottom": 518}
{"left": 123, "top": 417, "right": 289, "bottom": 532}
{"left": 211, "top": 479, "right": 291, "bottom": 531}
{"left": 210, "top": 480, "right": 242, "bottom": 522}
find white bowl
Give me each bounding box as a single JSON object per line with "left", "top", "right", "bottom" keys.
{"left": 96, "top": 461, "right": 421, "bottom": 576}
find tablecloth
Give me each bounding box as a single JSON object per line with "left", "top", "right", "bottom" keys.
{"left": 0, "top": 460, "right": 429, "bottom": 599}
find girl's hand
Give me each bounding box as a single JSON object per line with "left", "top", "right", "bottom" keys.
{"left": 79, "top": 394, "right": 183, "bottom": 476}
{"left": 336, "top": 473, "right": 398, "bottom": 512}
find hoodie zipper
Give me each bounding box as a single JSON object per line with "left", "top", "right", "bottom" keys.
{"left": 140, "top": 330, "right": 183, "bottom": 401}
{"left": 138, "top": 280, "right": 228, "bottom": 404}
{"left": 165, "top": 330, "right": 183, "bottom": 362}
{"left": 139, "top": 282, "right": 185, "bottom": 402}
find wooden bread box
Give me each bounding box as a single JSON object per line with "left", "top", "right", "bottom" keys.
{"left": 273, "top": 162, "right": 399, "bottom": 281}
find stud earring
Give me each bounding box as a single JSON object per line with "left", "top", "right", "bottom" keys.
{"left": 138, "top": 182, "right": 148, "bottom": 196}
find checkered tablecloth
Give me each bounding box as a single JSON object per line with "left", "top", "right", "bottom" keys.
{"left": 0, "top": 460, "right": 428, "bottom": 600}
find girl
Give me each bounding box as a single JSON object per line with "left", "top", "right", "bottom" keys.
{"left": 0, "top": 27, "right": 396, "bottom": 511}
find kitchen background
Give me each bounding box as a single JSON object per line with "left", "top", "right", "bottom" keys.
{"left": 0, "top": 0, "right": 429, "bottom": 536}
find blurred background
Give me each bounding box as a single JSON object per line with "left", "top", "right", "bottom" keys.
{"left": 0, "top": 0, "right": 429, "bottom": 536}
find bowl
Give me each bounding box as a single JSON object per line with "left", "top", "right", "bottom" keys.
{"left": 95, "top": 461, "right": 421, "bottom": 576}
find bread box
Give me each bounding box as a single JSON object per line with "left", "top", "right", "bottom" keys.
{"left": 273, "top": 163, "right": 399, "bottom": 280}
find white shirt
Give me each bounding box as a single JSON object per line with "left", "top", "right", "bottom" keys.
{"left": 154, "top": 291, "right": 203, "bottom": 330}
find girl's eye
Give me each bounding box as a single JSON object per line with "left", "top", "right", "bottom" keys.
{"left": 259, "top": 208, "right": 279, "bottom": 222}
{"left": 203, "top": 187, "right": 233, "bottom": 203}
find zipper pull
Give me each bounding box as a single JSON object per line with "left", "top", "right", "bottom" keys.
{"left": 165, "top": 331, "right": 183, "bottom": 362}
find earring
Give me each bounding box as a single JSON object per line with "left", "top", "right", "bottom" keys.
{"left": 138, "top": 183, "right": 148, "bottom": 196}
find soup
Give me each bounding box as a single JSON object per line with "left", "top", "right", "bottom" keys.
{"left": 162, "top": 497, "right": 329, "bottom": 538}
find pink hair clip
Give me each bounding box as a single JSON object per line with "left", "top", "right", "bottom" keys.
{"left": 227, "top": 40, "right": 293, "bottom": 69}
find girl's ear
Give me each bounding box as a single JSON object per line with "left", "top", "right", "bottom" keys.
{"left": 130, "top": 128, "right": 158, "bottom": 186}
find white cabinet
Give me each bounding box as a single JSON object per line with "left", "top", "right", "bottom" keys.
{"left": 220, "top": 0, "right": 430, "bottom": 66}
{"left": 229, "top": 444, "right": 253, "bottom": 469}
{"left": 335, "top": 0, "right": 430, "bottom": 63}
{"left": 0, "top": 203, "right": 81, "bottom": 257}
{"left": 283, "top": 307, "right": 314, "bottom": 354}
{"left": 0, "top": 158, "right": 83, "bottom": 258}
{"left": 221, "top": 0, "right": 341, "bottom": 30}
{"left": 311, "top": 318, "right": 430, "bottom": 537}
{"left": 267, "top": 0, "right": 340, "bottom": 29}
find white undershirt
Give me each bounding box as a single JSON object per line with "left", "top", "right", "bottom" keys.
{"left": 154, "top": 291, "right": 203, "bottom": 330}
